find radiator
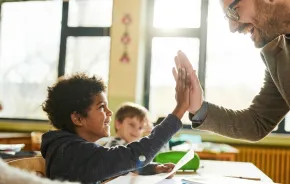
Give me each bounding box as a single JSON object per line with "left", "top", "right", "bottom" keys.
{"left": 234, "top": 146, "right": 290, "bottom": 184}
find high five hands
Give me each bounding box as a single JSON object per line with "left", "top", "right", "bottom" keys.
{"left": 172, "top": 50, "right": 204, "bottom": 115}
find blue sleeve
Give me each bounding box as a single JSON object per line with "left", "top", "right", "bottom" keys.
{"left": 189, "top": 101, "right": 208, "bottom": 128}
{"left": 137, "top": 163, "right": 159, "bottom": 175}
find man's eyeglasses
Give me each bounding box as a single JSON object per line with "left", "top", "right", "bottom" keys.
{"left": 225, "top": 0, "right": 240, "bottom": 21}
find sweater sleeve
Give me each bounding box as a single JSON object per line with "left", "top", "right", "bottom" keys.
{"left": 193, "top": 70, "right": 289, "bottom": 141}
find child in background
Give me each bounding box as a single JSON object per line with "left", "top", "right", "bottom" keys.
{"left": 105, "top": 103, "right": 169, "bottom": 175}
{"left": 41, "top": 71, "right": 189, "bottom": 184}
{"left": 104, "top": 102, "right": 153, "bottom": 147}
{"left": 104, "top": 102, "right": 169, "bottom": 152}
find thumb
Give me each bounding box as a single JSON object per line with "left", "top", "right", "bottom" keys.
{"left": 189, "top": 70, "right": 197, "bottom": 90}
{"left": 192, "top": 71, "right": 200, "bottom": 86}
{"left": 172, "top": 67, "right": 178, "bottom": 82}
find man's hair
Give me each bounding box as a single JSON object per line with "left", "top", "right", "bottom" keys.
{"left": 42, "top": 73, "right": 106, "bottom": 133}
{"left": 114, "top": 102, "right": 149, "bottom": 132}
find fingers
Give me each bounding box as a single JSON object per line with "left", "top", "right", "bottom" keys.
{"left": 190, "top": 70, "right": 201, "bottom": 90}
{"left": 163, "top": 163, "right": 176, "bottom": 179}
{"left": 177, "top": 69, "right": 190, "bottom": 101}
{"left": 164, "top": 163, "right": 175, "bottom": 170}
{"left": 178, "top": 68, "right": 182, "bottom": 90}
{"left": 177, "top": 68, "right": 188, "bottom": 91}
{"left": 174, "top": 50, "right": 195, "bottom": 86}
{"left": 174, "top": 56, "right": 181, "bottom": 69}
{"left": 177, "top": 50, "right": 194, "bottom": 70}
{"left": 181, "top": 68, "right": 186, "bottom": 90}
{"left": 172, "top": 67, "right": 178, "bottom": 82}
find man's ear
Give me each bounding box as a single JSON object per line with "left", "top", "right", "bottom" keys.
{"left": 71, "top": 112, "right": 83, "bottom": 127}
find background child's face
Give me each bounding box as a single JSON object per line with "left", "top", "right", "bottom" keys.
{"left": 77, "top": 92, "right": 112, "bottom": 142}
{"left": 115, "top": 117, "right": 145, "bottom": 143}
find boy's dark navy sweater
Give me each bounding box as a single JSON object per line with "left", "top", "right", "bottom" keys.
{"left": 41, "top": 114, "right": 182, "bottom": 184}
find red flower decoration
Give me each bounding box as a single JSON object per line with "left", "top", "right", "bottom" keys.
{"left": 120, "top": 52, "right": 130, "bottom": 63}
{"left": 121, "top": 32, "right": 131, "bottom": 45}
{"left": 122, "top": 14, "right": 132, "bottom": 25}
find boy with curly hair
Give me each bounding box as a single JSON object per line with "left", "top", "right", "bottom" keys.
{"left": 41, "top": 71, "right": 189, "bottom": 184}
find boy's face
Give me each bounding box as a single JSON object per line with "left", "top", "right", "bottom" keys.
{"left": 115, "top": 117, "right": 145, "bottom": 143}
{"left": 76, "top": 92, "right": 113, "bottom": 142}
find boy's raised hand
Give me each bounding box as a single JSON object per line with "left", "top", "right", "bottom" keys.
{"left": 172, "top": 51, "right": 204, "bottom": 115}
{"left": 172, "top": 68, "right": 190, "bottom": 119}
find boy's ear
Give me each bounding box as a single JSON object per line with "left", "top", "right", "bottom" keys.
{"left": 71, "top": 112, "right": 83, "bottom": 127}
{"left": 115, "top": 120, "right": 122, "bottom": 130}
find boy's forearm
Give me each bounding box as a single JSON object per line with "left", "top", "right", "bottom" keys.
{"left": 172, "top": 106, "right": 186, "bottom": 119}
{"left": 97, "top": 114, "right": 182, "bottom": 181}
{"left": 136, "top": 163, "right": 159, "bottom": 175}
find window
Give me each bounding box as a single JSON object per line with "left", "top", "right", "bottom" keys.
{"left": 68, "top": 0, "right": 113, "bottom": 27}
{"left": 144, "top": 0, "right": 290, "bottom": 133}
{"left": 65, "top": 37, "right": 111, "bottom": 83}
{"left": 0, "top": 1, "right": 61, "bottom": 119}
{"left": 0, "top": 0, "right": 112, "bottom": 120}
{"left": 144, "top": 0, "right": 206, "bottom": 124}
{"left": 149, "top": 37, "right": 199, "bottom": 120}
{"left": 153, "top": 0, "right": 201, "bottom": 28}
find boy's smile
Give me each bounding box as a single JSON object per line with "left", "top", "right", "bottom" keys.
{"left": 75, "top": 92, "right": 113, "bottom": 142}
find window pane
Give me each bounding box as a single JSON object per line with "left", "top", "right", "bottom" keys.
{"left": 68, "top": 0, "right": 113, "bottom": 27}
{"left": 149, "top": 37, "right": 199, "bottom": 123}
{"left": 285, "top": 113, "right": 290, "bottom": 131}
{"left": 0, "top": 1, "right": 61, "bottom": 119}
{"left": 65, "top": 37, "right": 111, "bottom": 84}
{"left": 205, "top": 0, "right": 265, "bottom": 110}
{"left": 153, "top": 0, "right": 201, "bottom": 28}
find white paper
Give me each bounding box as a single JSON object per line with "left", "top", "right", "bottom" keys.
{"left": 0, "top": 144, "right": 24, "bottom": 152}
{"left": 107, "top": 147, "right": 195, "bottom": 184}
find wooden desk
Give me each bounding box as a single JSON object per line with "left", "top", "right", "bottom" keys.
{"left": 0, "top": 132, "right": 31, "bottom": 150}
{"left": 196, "top": 151, "right": 237, "bottom": 161}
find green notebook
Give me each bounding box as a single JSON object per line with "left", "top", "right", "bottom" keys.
{"left": 154, "top": 151, "right": 200, "bottom": 171}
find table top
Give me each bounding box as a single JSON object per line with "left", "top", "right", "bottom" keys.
{"left": 0, "top": 132, "right": 30, "bottom": 139}
{"left": 197, "top": 160, "right": 272, "bottom": 182}
{"left": 155, "top": 160, "right": 273, "bottom": 183}
{"left": 3, "top": 155, "right": 273, "bottom": 183}
{"left": 103, "top": 160, "right": 273, "bottom": 184}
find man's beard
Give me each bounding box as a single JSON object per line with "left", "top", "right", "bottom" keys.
{"left": 254, "top": 27, "right": 280, "bottom": 48}
{"left": 252, "top": 0, "right": 289, "bottom": 48}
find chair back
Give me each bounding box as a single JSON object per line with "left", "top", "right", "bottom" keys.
{"left": 7, "top": 156, "right": 46, "bottom": 177}
{"left": 31, "top": 132, "right": 44, "bottom": 151}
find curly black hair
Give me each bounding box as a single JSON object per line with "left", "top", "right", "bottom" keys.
{"left": 42, "top": 73, "right": 106, "bottom": 133}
